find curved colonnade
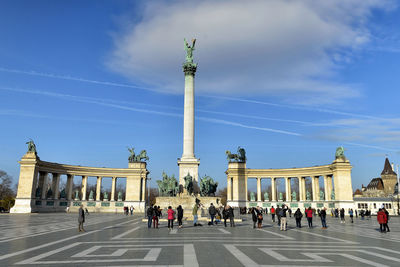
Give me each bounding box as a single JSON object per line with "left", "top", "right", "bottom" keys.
{"left": 11, "top": 152, "right": 148, "bottom": 213}
{"left": 226, "top": 158, "right": 353, "bottom": 210}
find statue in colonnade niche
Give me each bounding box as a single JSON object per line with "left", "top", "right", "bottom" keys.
{"left": 89, "top": 190, "right": 94, "bottom": 200}
{"left": 250, "top": 192, "right": 255, "bottom": 201}
{"left": 278, "top": 192, "right": 283, "bottom": 201}
{"left": 335, "top": 146, "right": 346, "bottom": 160}
{"left": 331, "top": 190, "right": 335, "bottom": 200}
{"left": 292, "top": 191, "right": 297, "bottom": 201}
{"left": 103, "top": 192, "right": 109, "bottom": 201}
{"left": 184, "top": 173, "right": 194, "bottom": 195}
{"left": 319, "top": 190, "right": 325, "bottom": 200}
{"left": 306, "top": 191, "right": 311, "bottom": 201}
{"left": 118, "top": 191, "right": 122, "bottom": 201}
{"left": 199, "top": 175, "right": 218, "bottom": 197}
{"left": 60, "top": 188, "right": 66, "bottom": 199}
{"left": 35, "top": 187, "right": 41, "bottom": 198}
{"left": 26, "top": 139, "right": 37, "bottom": 154}
{"left": 264, "top": 192, "right": 269, "bottom": 201}
{"left": 74, "top": 190, "right": 79, "bottom": 200}
{"left": 46, "top": 188, "right": 52, "bottom": 199}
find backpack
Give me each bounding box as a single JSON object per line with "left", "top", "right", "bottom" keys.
{"left": 278, "top": 209, "right": 284, "bottom": 217}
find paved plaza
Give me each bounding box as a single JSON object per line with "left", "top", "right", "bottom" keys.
{"left": 0, "top": 213, "right": 400, "bottom": 266}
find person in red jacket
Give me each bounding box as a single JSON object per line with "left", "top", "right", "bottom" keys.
{"left": 377, "top": 208, "right": 387, "bottom": 233}
{"left": 305, "top": 207, "right": 313, "bottom": 228}
{"left": 270, "top": 206, "right": 276, "bottom": 222}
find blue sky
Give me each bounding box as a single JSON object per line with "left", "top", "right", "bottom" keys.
{"left": 1, "top": 0, "right": 400, "bottom": 192}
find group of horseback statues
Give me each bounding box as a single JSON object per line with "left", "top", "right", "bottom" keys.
{"left": 157, "top": 172, "right": 218, "bottom": 197}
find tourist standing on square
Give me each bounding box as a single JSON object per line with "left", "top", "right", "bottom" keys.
{"left": 228, "top": 205, "right": 235, "bottom": 227}
{"left": 153, "top": 205, "right": 159, "bottom": 228}
{"left": 223, "top": 205, "right": 228, "bottom": 227}
{"left": 294, "top": 208, "right": 302, "bottom": 228}
{"left": 320, "top": 207, "right": 327, "bottom": 229}
{"left": 130, "top": 205, "right": 134, "bottom": 215}
{"left": 276, "top": 205, "right": 281, "bottom": 226}
{"left": 305, "top": 207, "right": 313, "bottom": 228}
{"left": 167, "top": 206, "right": 175, "bottom": 230}
{"left": 349, "top": 209, "right": 354, "bottom": 223}
{"left": 193, "top": 203, "right": 199, "bottom": 226}
{"left": 288, "top": 208, "right": 292, "bottom": 218}
{"left": 147, "top": 205, "right": 153, "bottom": 228}
{"left": 78, "top": 205, "right": 85, "bottom": 232}
{"left": 257, "top": 207, "right": 263, "bottom": 228}
{"left": 280, "top": 204, "right": 288, "bottom": 231}
{"left": 209, "top": 203, "right": 217, "bottom": 225}
{"left": 177, "top": 205, "right": 183, "bottom": 228}
{"left": 270, "top": 206, "right": 276, "bottom": 222}
{"left": 340, "top": 208, "right": 345, "bottom": 223}
{"left": 377, "top": 208, "right": 386, "bottom": 232}
{"left": 383, "top": 208, "right": 390, "bottom": 232}
{"left": 251, "top": 207, "right": 258, "bottom": 228}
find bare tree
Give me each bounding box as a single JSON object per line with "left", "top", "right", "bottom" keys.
{"left": 0, "top": 170, "right": 16, "bottom": 211}
{"left": 216, "top": 187, "right": 227, "bottom": 206}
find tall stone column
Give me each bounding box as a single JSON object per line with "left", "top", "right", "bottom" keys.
{"left": 227, "top": 177, "right": 232, "bottom": 201}
{"left": 111, "top": 177, "right": 117, "bottom": 201}
{"left": 52, "top": 173, "right": 60, "bottom": 199}
{"left": 285, "top": 177, "right": 291, "bottom": 202}
{"left": 81, "top": 176, "right": 87, "bottom": 201}
{"left": 271, "top": 178, "right": 276, "bottom": 201}
{"left": 257, "top": 177, "right": 262, "bottom": 201}
{"left": 66, "top": 174, "right": 74, "bottom": 200}
{"left": 38, "top": 172, "right": 48, "bottom": 199}
{"left": 96, "top": 176, "right": 102, "bottom": 201}
{"left": 314, "top": 176, "right": 320, "bottom": 200}
{"left": 141, "top": 177, "right": 147, "bottom": 202}
{"left": 178, "top": 40, "right": 200, "bottom": 186}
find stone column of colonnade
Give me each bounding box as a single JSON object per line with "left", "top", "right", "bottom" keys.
{"left": 285, "top": 177, "right": 291, "bottom": 202}
{"left": 271, "top": 178, "right": 276, "bottom": 201}
{"left": 38, "top": 171, "right": 48, "bottom": 199}
{"left": 257, "top": 177, "right": 262, "bottom": 201}
{"left": 96, "top": 176, "right": 102, "bottom": 201}
{"left": 66, "top": 174, "right": 74, "bottom": 200}
{"left": 299, "top": 177, "right": 305, "bottom": 201}
{"left": 81, "top": 176, "right": 88, "bottom": 201}
{"left": 111, "top": 177, "right": 117, "bottom": 201}
{"left": 51, "top": 173, "right": 60, "bottom": 199}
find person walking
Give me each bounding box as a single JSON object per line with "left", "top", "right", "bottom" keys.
{"left": 355, "top": 209, "right": 358, "bottom": 218}
{"left": 305, "top": 207, "right": 313, "bottom": 228}
{"left": 209, "top": 203, "right": 217, "bottom": 225}
{"left": 228, "top": 205, "right": 235, "bottom": 227}
{"left": 177, "top": 205, "right": 183, "bottom": 228}
{"left": 147, "top": 205, "right": 153, "bottom": 228}
{"left": 251, "top": 207, "right": 258, "bottom": 229}
{"left": 349, "top": 209, "right": 354, "bottom": 223}
{"left": 377, "top": 208, "right": 387, "bottom": 233}
{"left": 130, "top": 205, "right": 134, "bottom": 215}
{"left": 193, "top": 203, "right": 199, "bottom": 226}
{"left": 78, "top": 205, "right": 85, "bottom": 232}
{"left": 294, "top": 208, "right": 302, "bottom": 228}
{"left": 383, "top": 208, "right": 390, "bottom": 232}
{"left": 320, "top": 207, "right": 327, "bottom": 229}
{"left": 340, "top": 208, "right": 345, "bottom": 223}
{"left": 280, "top": 204, "right": 288, "bottom": 231}
{"left": 288, "top": 208, "right": 292, "bottom": 218}
{"left": 270, "top": 206, "right": 276, "bottom": 222}
{"left": 167, "top": 206, "right": 175, "bottom": 230}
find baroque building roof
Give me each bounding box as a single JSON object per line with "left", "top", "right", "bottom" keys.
{"left": 381, "top": 158, "right": 397, "bottom": 176}
{"left": 366, "top": 178, "right": 384, "bottom": 191}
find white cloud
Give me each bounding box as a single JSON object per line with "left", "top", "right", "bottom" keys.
{"left": 107, "top": 0, "right": 393, "bottom": 104}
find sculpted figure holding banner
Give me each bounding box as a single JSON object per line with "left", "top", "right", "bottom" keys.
{"left": 184, "top": 38, "right": 196, "bottom": 63}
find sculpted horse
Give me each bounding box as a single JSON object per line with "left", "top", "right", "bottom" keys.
{"left": 135, "top": 150, "right": 149, "bottom": 162}
{"left": 225, "top": 150, "right": 238, "bottom": 162}
{"left": 127, "top": 147, "right": 135, "bottom": 163}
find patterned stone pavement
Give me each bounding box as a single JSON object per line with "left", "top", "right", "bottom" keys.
{"left": 0, "top": 213, "right": 399, "bottom": 266}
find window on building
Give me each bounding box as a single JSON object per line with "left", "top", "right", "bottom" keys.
{"left": 358, "top": 203, "right": 361, "bottom": 209}
{"left": 374, "top": 203, "right": 376, "bottom": 209}
{"left": 389, "top": 203, "right": 392, "bottom": 209}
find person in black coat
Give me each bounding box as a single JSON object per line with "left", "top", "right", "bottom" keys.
{"left": 228, "top": 205, "right": 235, "bottom": 227}
{"left": 78, "top": 205, "right": 85, "bottom": 232}
{"left": 177, "top": 205, "right": 184, "bottom": 228}
{"left": 251, "top": 207, "right": 258, "bottom": 228}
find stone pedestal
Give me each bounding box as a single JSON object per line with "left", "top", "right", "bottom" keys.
{"left": 177, "top": 158, "right": 200, "bottom": 186}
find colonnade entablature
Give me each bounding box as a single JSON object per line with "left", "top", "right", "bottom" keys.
{"left": 11, "top": 151, "right": 149, "bottom": 213}
{"left": 226, "top": 158, "right": 354, "bottom": 210}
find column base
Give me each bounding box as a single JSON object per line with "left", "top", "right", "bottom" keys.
{"left": 177, "top": 157, "right": 200, "bottom": 186}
